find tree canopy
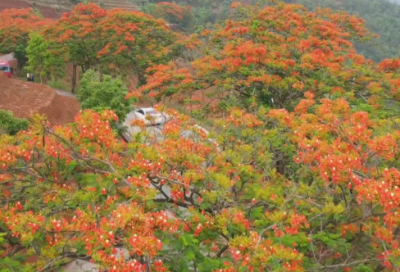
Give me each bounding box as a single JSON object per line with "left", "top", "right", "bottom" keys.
{"left": 137, "top": 0, "right": 400, "bottom": 62}
{"left": 134, "top": 1, "right": 383, "bottom": 114}
{"left": 2, "top": 1, "right": 400, "bottom": 272}
{"left": 147, "top": 2, "right": 195, "bottom": 31}
{"left": 26, "top": 3, "right": 183, "bottom": 91}
{"left": 25, "top": 32, "right": 66, "bottom": 83}
{"left": 0, "top": 8, "right": 50, "bottom": 68}
{"left": 1, "top": 92, "right": 400, "bottom": 271}
{"left": 77, "top": 70, "right": 134, "bottom": 125}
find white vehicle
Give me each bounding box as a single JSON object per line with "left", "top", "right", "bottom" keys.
{"left": 132, "top": 107, "right": 170, "bottom": 126}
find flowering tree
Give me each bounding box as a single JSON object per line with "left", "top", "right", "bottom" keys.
{"left": 37, "top": 3, "right": 181, "bottom": 92}
{"left": 0, "top": 8, "right": 50, "bottom": 68}
{"left": 134, "top": 1, "right": 382, "bottom": 113}
{"left": 2, "top": 1, "right": 400, "bottom": 272}
{"left": 1, "top": 89, "right": 400, "bottom": 271}
{"left": 152, "top": 2, "right": 194, "bottom": 31}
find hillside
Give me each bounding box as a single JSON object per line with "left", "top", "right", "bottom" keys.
{"left": 0, "top": 73, "right": 80, "bottom": 125}
{"left": 94, "top": 0, "right": 139, "bottom": 10}
{"left": 0, "top": 0, "right": 63, "bottom": 18}
{"left": 0, "top": 0, "right": 139, "bottom": 18}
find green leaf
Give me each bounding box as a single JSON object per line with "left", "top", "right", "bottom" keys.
{"left": 181, "top": 236, "right": 188, "bottom": 246}
{"left": 184, "top": 249, "right": 196, "bottom": 260}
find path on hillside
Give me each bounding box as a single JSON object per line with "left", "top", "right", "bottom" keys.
{"left": 55, "top": 89, "right": 76, "bottom": 98}
{"left": 1, "top": 54, "right": 76, "bottom": 99}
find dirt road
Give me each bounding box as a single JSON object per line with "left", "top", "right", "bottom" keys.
{"left": 55, "top": 89, "right": 76, "bottom": 98}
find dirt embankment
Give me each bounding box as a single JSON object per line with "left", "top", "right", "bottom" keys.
{"left": 38, "top": 92, "right": 80, "bottom": 125}
{"left": 0, "top": 0, "right": 65, "bottom": 19}
{"left": 0, "top": 72, "right": 80, "bottom": 125}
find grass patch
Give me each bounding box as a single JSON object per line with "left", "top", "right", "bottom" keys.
{"left": 48, "top": 76, "right": 69, "bottom": 91}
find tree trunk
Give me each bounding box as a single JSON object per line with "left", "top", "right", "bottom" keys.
{"left": 71, "top": 63, "right": 77, "bottom": 94}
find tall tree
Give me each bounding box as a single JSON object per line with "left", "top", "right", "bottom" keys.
{"left": 134, "top": 1, "right": 380, "bottom": 113}
{"left": 26, "top": 32, "right": 66, "bottom": 83}
{"left": 42, "top": 3, "right": 181, "bottom": 92}
{"left": 77, "top": 69, "right": 134, "bottom": 125}
{"left": 42, "top": 3, "right": 109, "bottom": 93}
{"left": 0, "top": 8, "right": 50, "bottom": 69}
{"left": 152, "top": 2, "right": 195, "bottom": 31}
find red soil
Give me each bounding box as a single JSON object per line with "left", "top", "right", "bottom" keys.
{"left": 0, "top": 0, "right": 64, "bottom": 19}
{"left": 38, "top": 93, "right": 81, "bottom": 125}
{"left": 0, "top": 72, "right": 80, "bottom": 125}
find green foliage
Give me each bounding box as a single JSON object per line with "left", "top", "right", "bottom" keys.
{"left": 0, "top": 256, "right": 23, "bottom": 272}
{"left": 141, "top": 2, "right": 157, "bottom": 14}
{"left": 77, "top": 70, "right": 134, "bottom": 124}
{"left": 47, "top": 76, "right": 69, "bottom": 91}
{"left": 26, "top": 32, "right": 66, "bottom": 82}
{"left": 0, "top": 110, "right": 29, "bottom": 135}
{"left": 1, "top": 38, "right": 28, "bottom": 70}
{"left": 139, "top": 0, "right": 235, "bottom": 30}
{"left": 13, "top": 44, "right": 27, "bottom": 70}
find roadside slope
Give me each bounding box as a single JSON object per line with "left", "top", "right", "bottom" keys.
{"left": 0, "top": 72, "right": 80, "bottom": 125}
